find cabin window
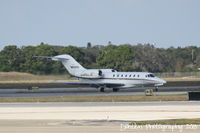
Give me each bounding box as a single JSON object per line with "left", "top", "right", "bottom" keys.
{"left": 125, "top": 75, "right": 127, "bottom": 77}
{"left": 113, "top": 74, "right": 115, "bottom": 77}
{"left": 138, "top": 75, "right": 139, "bottom": 77}
{"left": 129, "top": 75, "right": 131, "bottom": 77}
{"left": 133, "top": 75, "right": 135, "bottom": 77}
{"left": 121, "top": 75, "right": 123, "bottom": 77}
{"left": 117, "top": 75, "right": 119, "bottom": 77}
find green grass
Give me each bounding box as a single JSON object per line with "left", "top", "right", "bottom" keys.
{"left": 0, "top": 94, "right": 187, "bottom": 102}
{"left": 130, "top": 119, "right": 200, "bottom": 125}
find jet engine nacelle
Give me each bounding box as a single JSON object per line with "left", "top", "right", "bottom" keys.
{"left": 78, "top": 69, "right": 103, "bottom": 78}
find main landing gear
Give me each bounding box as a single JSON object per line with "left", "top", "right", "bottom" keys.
{"left": 99, "top": 87, "right": 119, "bottom": 92}
{"left": 155, "top": 86, "right": 158, "bottom": 92}
{"left": 100, "top": 87, "right": 105, "bottom": 92}
{"left": 113, "top": 88, "right": 119, "bottom": 92}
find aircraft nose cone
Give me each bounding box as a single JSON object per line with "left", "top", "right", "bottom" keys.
{"left": 154, "top": 78, "right": 166, "bottom": 86}
{"left": 161, "top": 79, "right": 166, "bottom": 84}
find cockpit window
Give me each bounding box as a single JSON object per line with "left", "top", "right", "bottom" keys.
{"left": 112, "top": 69, "right": 117, "bottom": 72}
{"left": 147, "top": 74, "right": 155, "bottom": 77}
{"left": 150, "top": 74, "right": 155, "bottom": 77}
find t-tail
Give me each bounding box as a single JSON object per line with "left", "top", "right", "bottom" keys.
{"left": 34, "top": 54, "right": 103, "bottom": 78}
{"left": 34, "top": 54, "right": 86, "bottom": 76}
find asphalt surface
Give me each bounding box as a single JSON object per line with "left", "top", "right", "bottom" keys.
{"left": 0, "top": 101, "right": 199, "bottom": 107}
{"left": 0, "top": 86, "right": 197, "bottom": 97}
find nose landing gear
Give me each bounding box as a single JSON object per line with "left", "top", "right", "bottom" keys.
{"left": 113, "top": 88, "right": 119, "bottom": 92}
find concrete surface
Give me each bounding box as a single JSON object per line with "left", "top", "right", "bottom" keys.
{"left": 0, "top": 102, "right": 200, "bottom": 133}
{"left": 0, "top": 101, "right": 200, "bottom": 121}
{"left": 0, "top": 120, "right": 199, "bottom": 133}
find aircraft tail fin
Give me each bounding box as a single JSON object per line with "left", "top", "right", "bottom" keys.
{"left": 34, "top": 54, "right": 86, "bottom": 76}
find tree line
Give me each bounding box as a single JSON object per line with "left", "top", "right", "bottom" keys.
{"left": 0, "top": 43, "right": 200, "bottom": 75}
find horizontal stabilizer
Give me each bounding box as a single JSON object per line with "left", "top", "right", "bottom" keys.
{"left": 33, "top": 56, "right": 52, "bottom": 59}
{"left": 33, "top": 55, "right": 69, "bottom": 61}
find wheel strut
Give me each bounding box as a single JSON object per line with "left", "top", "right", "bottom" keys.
{"left": 113, "top": 88, "right": 119, "bottom": 92}
{"left": 100, "top": 87, "right": 105, "bottom": 92}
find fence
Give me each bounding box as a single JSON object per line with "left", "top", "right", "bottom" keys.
{"left": 155, "top": 72, "right": 200, "bottom": 78}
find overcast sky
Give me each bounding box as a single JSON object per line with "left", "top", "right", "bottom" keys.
{"left": 0, "top": 0, "right": 200, "bottom": 49}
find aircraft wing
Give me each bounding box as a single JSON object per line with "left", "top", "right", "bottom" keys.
{"left": 54, "top": 82, "right": 125, "bottom": 88}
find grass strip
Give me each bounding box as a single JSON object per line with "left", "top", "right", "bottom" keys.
{"left": 130, "top": 119, "right": 200, "bottom": 125}
{"left": 0, "top": 94, "right": 187, "bottom": 102}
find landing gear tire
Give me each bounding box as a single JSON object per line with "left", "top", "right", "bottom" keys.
{"left": 113, "top": 88, "right": 119, "bottom": 92}
{"left": 100, "top": 87, "right": 105, "bottom": 92}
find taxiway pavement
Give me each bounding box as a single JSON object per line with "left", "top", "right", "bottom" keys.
{"left": 0, "top": 101, "right": 200, "bottom": 121}
{"left": 0, "top": 86, "right": 200, "bottom": 97}
{"left": 0, "top": 102, "right": 200, "bottom": 133}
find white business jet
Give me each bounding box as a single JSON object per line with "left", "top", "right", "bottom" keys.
{"left": 35, "top": 54, "right": 166, "bottom": 92}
